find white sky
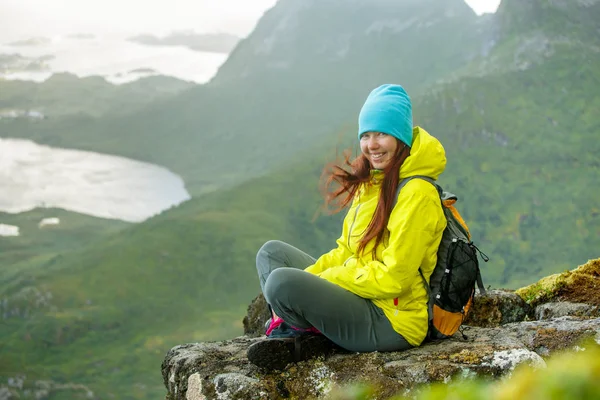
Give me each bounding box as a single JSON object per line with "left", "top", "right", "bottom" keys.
{"left": 0, "top": 0, "right": 502, "bottom": 41}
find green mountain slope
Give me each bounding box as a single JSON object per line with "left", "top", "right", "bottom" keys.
{"left": 0, "top": 153, "right": 343, "bottom": 398}
{"left": 415, "top": 47, "right": 600, "bottom": 287}
{"left": 496, "top": 0, "right": 600, "bottom": 39}
{"left": 0, "top": 208, "right": 130, "bottom": 270}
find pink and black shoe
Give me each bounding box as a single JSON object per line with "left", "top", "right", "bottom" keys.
{"left": 247, "top": 318, "right": 336, "bottom": 371}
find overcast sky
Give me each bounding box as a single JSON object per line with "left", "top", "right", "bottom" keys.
{"left": 1, "top": 0, "right": 502, "bottom": 41}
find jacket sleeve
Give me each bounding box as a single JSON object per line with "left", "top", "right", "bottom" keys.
{"left": 317, "top": 187, "right": 444, "bottom": 299}
{"left": 304, "top": 202, "right": 355, "bottom": 275}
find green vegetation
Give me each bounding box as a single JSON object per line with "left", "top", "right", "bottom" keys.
{"left": 0, "top": 158, "right": 344, "bottom": 398}
{"left": 1, "top": 0, "right": 599, "bottom": 398}
{"left": 0, "top": 208, "right": 129, "bottom": 268}
{"left": 415, "top": 47, "right": 600, "bottom": 288}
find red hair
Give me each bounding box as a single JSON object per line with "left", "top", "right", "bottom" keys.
{"left": 321, "top": 140, "right": 410, "bottom": 257}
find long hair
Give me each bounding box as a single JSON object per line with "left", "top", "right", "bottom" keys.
{"left": 321, "top": 139, "right": 410, "bottom": 257}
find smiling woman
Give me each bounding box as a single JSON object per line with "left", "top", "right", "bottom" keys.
{"left": 246, "top": 84, "right": 448, "bottom": 370}
{"left": 0, "top": 138, "right": 191, "bottom": 222}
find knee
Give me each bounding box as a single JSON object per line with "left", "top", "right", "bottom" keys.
{"left": 264, "top": 267, "right": 298, "bottom": 304}
{"left": 256, "top": 240, "right": 285, "bottom": 264}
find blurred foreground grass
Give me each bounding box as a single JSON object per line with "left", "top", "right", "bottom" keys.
{"left": 328, "top": 339, "right": 600, "bottom": 400}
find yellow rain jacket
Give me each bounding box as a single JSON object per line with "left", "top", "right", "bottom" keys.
{"left": 305, "top": 127, "right": 447, "bottom": 346}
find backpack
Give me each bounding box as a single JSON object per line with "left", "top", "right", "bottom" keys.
{"left": 395, "top": 176, "right": 489, "bottom": 340}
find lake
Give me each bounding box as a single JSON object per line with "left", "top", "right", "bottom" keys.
{"left": 0, "top": 138, "right": 191, "bottom": 222}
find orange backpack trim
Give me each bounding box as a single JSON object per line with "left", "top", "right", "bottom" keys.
{"left": 431, "top": 295, "right": 473, "bottom": 337}
{"left": 443, "top": 200, "right": 471, "bottom": 240}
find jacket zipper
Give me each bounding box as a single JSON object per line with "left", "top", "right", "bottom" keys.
{"left": 347, "top": 188, "right": 400, "bottom": 315}
{"left": 347, "top": 203, "right": 362, "bottom": 248}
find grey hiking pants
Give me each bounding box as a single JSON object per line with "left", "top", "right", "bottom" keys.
{"left": 256, "top": 240, "right": 412, "bottom": 352}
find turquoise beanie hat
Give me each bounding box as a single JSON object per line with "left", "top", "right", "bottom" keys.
{"left": 358, "top": 84, "right": 413, "bottom": 147}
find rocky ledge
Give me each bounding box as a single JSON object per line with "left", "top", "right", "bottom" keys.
{"left": 162, "top": 258, "right": 600, "bottom": 400}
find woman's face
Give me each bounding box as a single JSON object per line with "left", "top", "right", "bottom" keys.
{"left": 359, "top": 131, "right": 399, "bottom": 170}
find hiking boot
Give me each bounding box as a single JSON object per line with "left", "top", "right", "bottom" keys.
{"left": 247, "top": 337, "right": 295, "bottom": 371}
{"left": 247, "top": 334, "right": 336, "bottom": 371}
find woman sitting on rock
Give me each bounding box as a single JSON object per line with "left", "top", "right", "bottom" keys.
{"left": 247, "top": 84, "right": 447, "bottom": 370}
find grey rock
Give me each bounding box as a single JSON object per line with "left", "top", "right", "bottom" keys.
{"left": 213, "top": 373, "right": 260, "bottom": 396}
{"left": 535, "top": 302, "right": 600, "bottom": 320}
{"left": 162, "top": 338, "right": 262, "bottom": 400}
{"left": 166, "top": 272, "right": 600, "bottom": 400}
{"left": 242, "top": 294, "right": 270, "bottom": 337}
{"left": 465, "top": 289, "right": 533, "bottom": 327}
{"left": 501, "top": 316, "right": 600, "bottom": 356}
{"left": 162, "top": 317, "right": 600, "bottom": 400}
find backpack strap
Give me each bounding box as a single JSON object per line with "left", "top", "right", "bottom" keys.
{"left": 395, "top": 175, "right": 462, "bottom": 205}
{"left": 395, "top": 175, "right": 441, "bottom": 205}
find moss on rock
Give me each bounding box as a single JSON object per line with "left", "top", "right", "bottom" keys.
{"left": 243, "top": 294, "right": 270, "bottom": 337}
{"left": 516, "top": 258, "right": 600, "bottom": 308}
{"left": 466, "top": 290, "right": 532, "bottom": 327}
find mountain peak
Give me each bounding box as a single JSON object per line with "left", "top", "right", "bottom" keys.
{"left": 212, "top": 0, "right": 478, "bottom": 85}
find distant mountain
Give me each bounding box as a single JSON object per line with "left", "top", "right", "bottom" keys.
{"left": 212, "top": 0, "right": 484, "bottom": 86}
{"left": 6, "top": 37, "right": 52, "bottom": 47}
{"left": 444, "top": 0, "right": 600, "bottom": 80}
{"left": 0, "top": 53, "right": 53, "bottom": 73}
{"left": 128, "top": 31, "right": 240, "bottom": 54}
{"left": 0, "top": 72, "right": 196, "bottom": 118}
